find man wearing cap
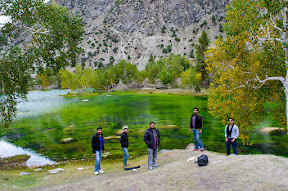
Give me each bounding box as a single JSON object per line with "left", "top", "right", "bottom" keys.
{"left": 144, "top": 122, "right": 160, "bottom": 170}
{"left": 120, "top": 125, "right": 129, "bottom": 168}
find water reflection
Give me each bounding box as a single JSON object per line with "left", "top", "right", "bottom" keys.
{"left": 0, "top": 140, "right": 56, "bottom": 167}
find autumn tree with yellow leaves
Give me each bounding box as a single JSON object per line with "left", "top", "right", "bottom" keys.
{"left": 206, "top": 0, "right": 288, "bottom": 144}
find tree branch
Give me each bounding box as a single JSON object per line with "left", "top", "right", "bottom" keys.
{"left": 270, "top": 13, "right": 283, "bottom": 32}
{"left": 254, "top": 75, "right": 285, "bottom": 89}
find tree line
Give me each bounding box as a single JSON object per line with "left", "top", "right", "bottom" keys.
{"left": 57, "top": 54, "right": 201, "bottom": 91}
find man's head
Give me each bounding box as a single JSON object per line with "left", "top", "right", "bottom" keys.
{"left": 122, "top": 125, "right": 129, "bottom": 133}
{"left": 228, "top": 118, "right": 234, "bottom": 125}
{"left": 193, "top": 107, "right": 198, "bottom": 115}
{"left": 150, "top": 122, "right": 155, "bottom": 129}
{"left": 97, "top": 127, "right": 102, "bottom": 134}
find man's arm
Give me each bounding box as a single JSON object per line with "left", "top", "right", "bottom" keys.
{"left": 224, "top": 125, "right": 228, "bottom": 142}
{"left": 144, "top": 130, "right": 149, "bottom": 145}
{"left": 92, "top": 135, "right": 96, "bottom": 154}
{"left": 199, "top": 115, "right": 203, "bottom": 133}
{"left": 157, "top": 129, "right": 160, "bottom": 146}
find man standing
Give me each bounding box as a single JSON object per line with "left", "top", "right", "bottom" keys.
{"left": 189, "top": 107, "right": 204, "bottom": 151}
{"left": 225, "top": 118, "right": 239, "bottom": 155}
{"left": 144, "top": 122, "right": 160, "bottom": 170}
{"left": 92, "top": 127, "right": 105, "bottom": 175}
{"left": 120, "top": 125, "right": 129, "bottom": 168}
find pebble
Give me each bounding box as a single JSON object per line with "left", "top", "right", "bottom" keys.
{"left": 48, "top": 168, "right": 64, "bottom": 174}
{"left": 19, "top": 172, "right": 30, "bottom": 176}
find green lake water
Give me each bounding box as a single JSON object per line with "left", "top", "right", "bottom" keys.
{"left": 3, "top": 90, "right": 288, "bottom": 161}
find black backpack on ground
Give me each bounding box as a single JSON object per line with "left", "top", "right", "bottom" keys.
{"left": 197, "top": 154, "right": 209, "bottom": 166}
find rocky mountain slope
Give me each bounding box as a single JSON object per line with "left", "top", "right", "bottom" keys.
{"left": 56, "top": 0, "right": 229, "bottom": 70}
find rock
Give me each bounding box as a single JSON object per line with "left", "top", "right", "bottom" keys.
{"left": 261, "top": 127, "right": 285, "bottom": 133}
{"left": 158, "top": 125, "right": 179, "bottom": 128}
{"left": 82, "top": 99, "right": 89, "bottom": 101}
{"left": 159, "top": 149, "right": 173, "bottom": 154}
{"left": 48, "top": 168, "right": 64, "bottom": 174}
{"left": 77, "top": 168, "right": 85, "bottom": 170}
{"left": 102, "top": 152, "right": 111, "bottom": 158}
{"left": 104, "top": 135, "right": 121, "bottom": 140}
{"left": 60, "top": 138, "right": 75, "bottom": 143}
{"left": 34, "top": 168, "right": 42, "bottom": 171}
{"left": 186, "top": 143, "right": 195, "bottom": 150}
{"left": 187, "top": 157, "right": 197, "bottom": 162}
{"left": 19, "top": 172, "right": 30, "bottom": 176}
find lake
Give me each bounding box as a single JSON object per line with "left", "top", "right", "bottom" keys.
{"left": 2, "top": 89, "right": 288, "bottom": 162}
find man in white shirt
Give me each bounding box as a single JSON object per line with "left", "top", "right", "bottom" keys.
{"left": 224, "top": 118, "right": 239, "bottom": 155}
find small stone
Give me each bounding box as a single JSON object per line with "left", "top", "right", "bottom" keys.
{"left": 60, "top": 138, "right": 74, "bottom": 143}
{"left": 77, "top": 168, "right": 85, "bottom": 170}
{"left": 4, "top": 178, "right": 8, "bottom": 181}
{"left": 19, "top": 172, "right": 30, "bottom": 176}
{"left": 34, "top": 168, "right": 42, "bottom": 171}
{"left": 48, "top": 168, "right": 64, "bottom": 174}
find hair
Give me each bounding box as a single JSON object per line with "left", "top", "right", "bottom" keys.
{"left": 149, "top": 122, "right": 155, "bottom": 125}
{"left": 228, "top": 118, "right": 234, "bottom": 121}
{"left": 97, "top": 127, "right": 102, "bottom": 130}
{"left": 193, "top": 107, "right": 198, "bottom": 111}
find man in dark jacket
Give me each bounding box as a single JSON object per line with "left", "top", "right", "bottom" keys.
{"left": 189, "top": 107, "right": 204, "bottom": 151}
{"left": 120, "top": 125, "right": 129, "bottom": 168}
{"left": 144, "top": 122, "right": 160, "bottom": 170}
{"left": 92, "top": 127, "right": 105, "bottom": 175}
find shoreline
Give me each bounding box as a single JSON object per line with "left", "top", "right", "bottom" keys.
{"left": 1, "top": 146, "right": 288, "bottom": 190}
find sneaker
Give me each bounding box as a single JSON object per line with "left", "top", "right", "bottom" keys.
{"left": 148, "top": 167, "right": 153, "bottom": 170}
{"left": 99, "top": 170, "right": 104, "bottom": 173}
{"left": 95, "top": 171, "right": 99, "bottom": 175}
{"left": 153, "top": 164, "right": 160, "bottom": 167}
{"left": 193, "top": 149, "right": 199, "bottom": 151}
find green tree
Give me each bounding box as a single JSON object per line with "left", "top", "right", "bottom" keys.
{"left": 0, "top": 0, "right": 84, "bottom": 127}
{"left": 117, "top": 60, "right": 138, "bottom": 89}
{"left": 206, "top": 0, "right": 288, "bottom": 143}
{"left": 145, "top": 61, "right": 161, "bottom": 83}
{"left": 136, "top": 70, "right": 147, "bottom": 87}
{"left": 196, "top": 30, "right": 210, "bottom": 88}
{"left": 180, "top": 67, "right": 201, "bottom": 91}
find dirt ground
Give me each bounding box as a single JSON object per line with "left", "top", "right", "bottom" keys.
{"left": 32, "top": 145, "right": 288, "bottom": 191}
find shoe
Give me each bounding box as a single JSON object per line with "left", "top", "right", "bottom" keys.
{"left": 123, "top": 165, "right": 127, "bottom": 168}
{"left": 153, "top": 164, "right": 160, "bottom": 167}
{"left": 99, "top": 170, "right": 104, "bottom": 173}
{"left": 95, "top": 171, "right": 99, "bottom": 175}
{"left": 193, "top": 149, "right": 199, "bottom": 151}
{"left": 148, "top": 167, "right": 153, "bottom": 170}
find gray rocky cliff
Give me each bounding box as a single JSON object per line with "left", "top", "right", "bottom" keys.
{"left": 56, "top": 0, "right": 229, "bottom": 69}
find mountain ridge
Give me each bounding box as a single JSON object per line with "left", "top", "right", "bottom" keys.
{"left": 56, "top": 0, "right": 229, "bottom": 69}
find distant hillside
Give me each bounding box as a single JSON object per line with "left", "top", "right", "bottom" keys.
{"left": 56, "top": 0, "right": 229, "bottom": 70}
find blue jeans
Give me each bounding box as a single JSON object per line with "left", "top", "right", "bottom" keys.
{"left": 122, "top": 147, "right": 129, "bottom": 166}
{"left": 226, "top": 139, "right": 237, "bottom": 155}
{"left": 148, "top": 148, "right": 158, "bottom": 168}
{"left": 193, "top": 128, "right": 204, "bottom": 149}
{"left": 94, "top": 150, "right": 102, "bottom": 172}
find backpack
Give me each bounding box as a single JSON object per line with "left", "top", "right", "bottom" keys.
{"left": 197, "top": 154, "right": 209, "bottom": 166}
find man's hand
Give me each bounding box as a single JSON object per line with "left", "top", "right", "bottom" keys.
{"left": 225, "top": 138, "right": 228, "bottom": 142}
{"left": 94, "top": 153, "right": 96, "bottom": 156}
{"left": 189, "top": 128, "right": 191, "bottom": 132}
{"left": 231, "top": 139, "right": 235, "bottom": 143}
{"left": 199, "top": 129, "right": 202, "bottom": 133}
{"left": 103, "top": 150, "right": 106, "bottom": 153}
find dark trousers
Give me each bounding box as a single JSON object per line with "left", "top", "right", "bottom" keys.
{"left": 226, "top": 138, "right": 237, "bottom": 155}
